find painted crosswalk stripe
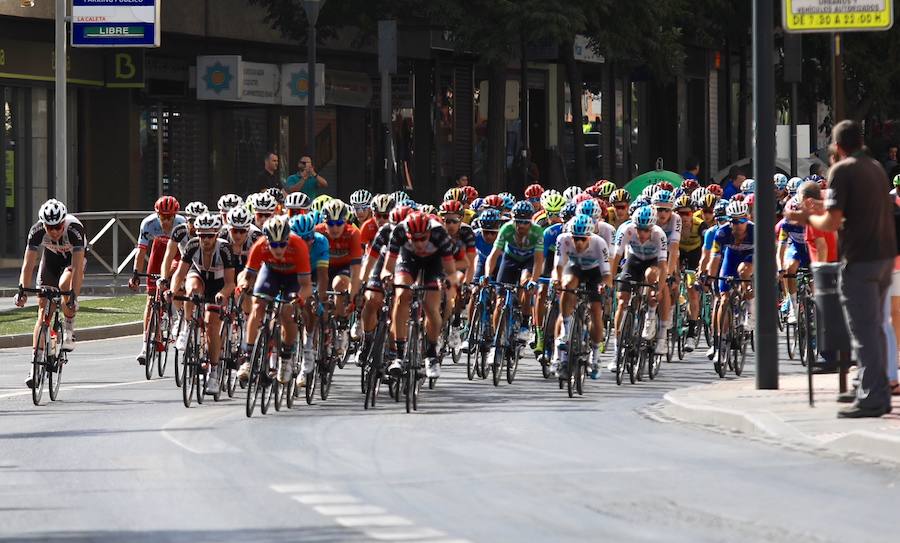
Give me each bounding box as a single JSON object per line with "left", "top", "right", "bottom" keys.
{"left": 334, "top": 515, "right": 413, "bottom": 527}
{"left": 314, "top": 504, "right": 386, "bottom": 516}
{"left": 292, "top": 494, "right": 360, "bottom": 505}
{"left": 270, "top": 483, "right": 335, "bottom": 494}
{"left": 365, "top": 527, "right": 446, "bottom": 540}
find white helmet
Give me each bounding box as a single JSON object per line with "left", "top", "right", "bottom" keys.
{"left": 38, "top": 199, "right": 67, "bottom": 226}
{"left": 184, "top": 201, "right": 209, "bottom": 218}
{"left": 227, "top": 207, "right": 253, "bottom": 228}
{"left": 371, "top": 193, "right": 395, "bottom": 214}
{"left": 263, "top": 215, "right": 290, "bottom": 242}
{"left": 217, "top": 193, "right": 243, "bottom": 212}
{"left": 350, "top": 189, "right": 373, "bottom": 207}
{"left": 726, "top": 200, "right": 749, "bottom": 218}
{"left": 253, "top": 192, "right": 278, "bottom": 213}
{"left": 194, "top": 212, "right": 222, "bottom": 233}
{"left": 562, "top": 186, "right": 584, "bottom": 202}
{"left": 741, "top": 178, "right": 756, "bottom": 194}
{"left": 284, "top": 191, "right": 312, "bottom": 210}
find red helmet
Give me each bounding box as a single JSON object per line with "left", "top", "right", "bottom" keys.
{"left": 389, "top": 205, "right": 413, "bottom": 225}
{"left": 462, "top": 185, "right": 479, "bottom": 203}
{"left": 524, "top": 184, "right": 544, "bottom": 199}
{"left": 682, "top": 179, "right": 699, "bottom": 192}
{"left": 585, "top": 185, "right": 602, "bottom": 198}
{"left": 595, "top": 198, "right": 610, "bottom": 210}
{"left": 483, "top": 194, "right": 504, "bottom": 209}
{"left": 707, "top": 183, "right": 724, "bottom": 197}
{"left": 574, "top": 192, "right": 592, "bottom": 204}
{"left": 745, "top": 193, "right": 756, "bottom": 207}
{"left": 657, "top": 181, "right": 675, "bottom": 192}
{"left": 405, "top": 211, "right": 432, "bottom": 239}
{"left": 731, "top": 193, "right": 746, "bottom": 202}
{"left": 155, "top": 196, "right": 180, "bottom": 215}
{"left": 439, "top": 200, "right": 464, "bottom": 215}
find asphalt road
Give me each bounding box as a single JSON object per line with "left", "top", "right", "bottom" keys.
{"left": 1, "top": 334, "right": 899, "bottom": 543}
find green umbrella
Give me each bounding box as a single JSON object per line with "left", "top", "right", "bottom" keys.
{"left": 624, "top": 169, "right": 684, "bottom": 199}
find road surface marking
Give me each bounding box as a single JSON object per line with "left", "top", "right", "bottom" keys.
{"left": 270, "top": 483, "right": 335, "bottom": 494}
{"left": 0, "top": 378, "right": 154, "bottom": 400}
{"left": 292, "top": 494, "right": 360, "bottom": 505}
{"left": 365, "top": 527, "right": 446, "bottom": 540}
{"left": 334, "top": 515, "right": 413, "bottom": 527}
{"left": 314, "top": 504, "right": 386, "bottom": 516}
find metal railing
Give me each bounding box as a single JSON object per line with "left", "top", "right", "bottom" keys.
{"left": 76, "top": 211, "right": 150, "bottom": 282}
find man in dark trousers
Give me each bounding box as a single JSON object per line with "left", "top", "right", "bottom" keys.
{"left": 253, "top": 152, "right": 281, "bottom": 194}
{"left": 788, "top": 120, "right": 896, "bottom": 418}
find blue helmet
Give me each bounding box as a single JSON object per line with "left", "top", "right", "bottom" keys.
{"left": 576, "top": 199, "right": 601, "bottom": 221}
{"left": 560, "top": 201, "right": 578, "bottom": 222}
{"left": 787, "top": 177, "right": 803, "bottom": 195}
{"left": 398, "top": 198, "right": 417, "bottom": 209}
{"left": 741, "top": 178, "right": 756, "bottom": 194}
{"left": 714, "top": 199, "right": 730, "bottom": 220}
{"left": 289, "top": 214, "right": 318, "bottom": 239}
{"left": 632, "top": 206, "right": 657, "bottom": 229}
{"left": 498, "top": 191, "right": 515, "bottom": 203}
{"left": 652, "top": 189, "right": 675, "bottom": 208}
{"left": 478, "top": 208, "right": 503, "bottom": 231}
{"left": 501, "top": 195, "right": 516, "bottom": 211}
{"left": 512, "top": 200, "right": 534, "bottom": 221}
{"left": 307, "top": 210, "right": 324, "bottom": 226}
{"left": 774, "top": 173, "right": 789, "bottom": 190}
{"left": 471, "top": 197, "right": 485, "bottom": 212}
{"left": 570, "top": 215, "right": 594, "bottom": 236}
{"left": 629, "top": 198, "right": 648, "bottom": 215}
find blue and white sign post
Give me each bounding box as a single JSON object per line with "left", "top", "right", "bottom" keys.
{"left": 71, "top": 0, "right": 161, "bottom": 48}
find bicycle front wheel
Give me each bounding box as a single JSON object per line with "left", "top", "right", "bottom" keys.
{"left": 31, "top": 325, "right": 49, "bottom": 406}
{"left": 145, "top": 306, "right": 158, "bottom": 381}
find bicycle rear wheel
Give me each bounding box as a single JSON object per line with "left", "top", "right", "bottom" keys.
{"left": 405, "top": 323, "right": 420, "bottom": 413}
{"left": 182, "top": 328, "right": 197, "bottom": 408}
{"left": 615, "top": 307, "right": 633, "bottom": 386}
{"left": 466, "top": 308, "right": 481, "bottom": 381}
{"left": 492, "top": 307, "right": 508, "bottom": 387}
{"left": 158, "top": 306, "right": 171, "bottom": 378}
{"left": 172, "top": 311, "right": 184, "bottom": 388}
{"left": 48, "top": 319, "right": 65, "bottom": 401}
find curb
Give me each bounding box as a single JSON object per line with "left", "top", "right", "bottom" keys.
{"left": 662, "top": 384, "right": 900, "bottom": 465}
{"left": 0, "top": 321, "right": 142, "bottom": 349}
{"left": 1, "top": 286, "right": 135, "bottom": 298}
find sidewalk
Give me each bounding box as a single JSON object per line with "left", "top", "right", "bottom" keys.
{"left": 0, "top": 268, "right": 134, "bottom": 297}
{"left": 662, "top": 374, "right": 900, "bottom": 465}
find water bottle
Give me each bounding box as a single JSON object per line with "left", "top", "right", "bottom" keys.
{"left": 49, "top": 330, "right": 59, "bottom": 357}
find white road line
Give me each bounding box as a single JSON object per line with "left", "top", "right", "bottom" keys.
{"left": 314, "top": 504, "right": 386, "bottom": 516}
{"left": 0, "top": 378, "right": 155, "bottom": 400}
{"left": 160, "top": 409, "right": 242, "bottom": 455}
{"left": 270, "top": 483, "right": 335, "bottom": 494}
{"left": 334, "top": 515, "right": 413, "bottom": 528}
{"left": 292, "top": 494, "right": 360, "bottom": 505}
{"left": 365, "top": 527, "right": 446, "bottom": 540}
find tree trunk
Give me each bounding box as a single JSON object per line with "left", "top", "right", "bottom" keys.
{"left": 562, "top": 39, "right": 586, "bottom": 186}
{"left": 487, "top": 61, "right": 507, "bottom": 194}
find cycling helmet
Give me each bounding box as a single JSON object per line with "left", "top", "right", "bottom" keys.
{"left": 405, "top": 211, "right": 432, "bottom": 239}
{"left": 632, "top": 206, "right": 657, "bottom": 229}
{"left": 524, "top": 183, "right": 544, "bottom": 200}
{"left": 784, "top": 195, "right": 802, "bottom": 213}
{"left": 350, "top": 189, "right": 373, "bottom": 207}
{"left": 307, "top": 210, "right": 323, "bottom": 226}
{"left": 389, "top": 205, "right": 413, "bottom": 225}
{"left": 574, "top": 192, "right": 593, "bottom": 204}
{"left": 310, "top": 194, "right": 333, "bottom": 212}
{"left": 714, "top": 199, "right": 730, "bottom": 218}
{"left": 227, "top": 207, "right": 253, "bottom": 229}
{"left": 609, "top": 188, "right": 632, "bottom": 205}
{"left": 391, "top": 190, "right": 409, "bottom": 204}
{"left": 322, "top": 199, "right": 351, "bottom": 222}
{"left": 462, "top": 185, "right": 479, "bottom": 203}
{"left": 691, "top": 187, "right": 710, "bottom": 206}
{"left": 263, "top": 215, "right": 291, "bottom": 243}
{"left": 184, "top": 201, "right": 209, "bottom": 218}
{"left": 419, "top": 204, "right": 439, "bottom": 216}
{"left": 893, "top": 174, "right": 900, "bottom": 189}
{"left": 217, "top": 193, "right": 243, "bottom": 212}
{"left": 471, "top": 197, "right": 485, "bottom": 212}
{"left": 774, "top": 173, "right": 789, "bottom": 190}
{"left": 439, "top": 200, "right": 464, "bottom": 216}
{"left": 444, "top": 187, "right": 468, "bottom": 204}
{"left": 741, "top": 178, "right": 756, "bottom": 194}
{"left": 562, "top": 186, "right": 583, "bottom": 201}
{"left": 787, "top": 177, "right": 803, "bottom": 195}
{"left": 726, "top": 200, "right": 749, "bottom": 218}
{"left": 541, "top": 191, "right": 567, "bottom": 214}
{"left": 807, "top": 174, "right": 823, "bottom": 184}
{"left": 652, "top": 189, "right": 675, "bottom": 208}
{"left": 398, "top": 198, "right": 417, "bottom": 209}
{"left": 498, "top": 191, "right": 515, "bottom": 202}
{"left": 512, "top": 200, "right": 535, "bottom": 221}
{"left": 371, "top": 193, "right": 395, "bottom": 214}
{"left": 194, "top": 212, "right": 222, "bottom": 233}
{"left": 478, "top": 208, "right": 503, "bottom": 230}
{"left": 253, "top": 193, "right": 277, "bottom": 213}
{"left": 657, "top": 181, "right": 675, "bottom": 193}
{"left": 576, "top": 199, "right": 602, "bottom": 221}
{"left": 707, "top": 184, "right": 724, "bottom": 197}
{"left": 498, "top": 195, "right": 514, "bottom": 211}
{"left": 483, "top": 194, "right": 504, "bottom": 209}
{"left": 585, "top": 184, "right": 603, "bottom": 198}
{"left": 597, "top": 180, "right": 616, "bottom": 199}
{"left": 731, "top": 193, "right": 746, "bottom": 202}
{"left": 674, "top": 195, "right": 693, "bottom": 211}
{"left": 746, "top": 193, "right": 756, "bottom": 208}
{"left": 595, "top": 199, "right": 610, "bottom": 212}
{"left": 699, "top": 192, "right": 718, "bottom": 210}
{"left": 38, "top": 199, "right": 67, "bottom": 226}
{"left": 154, "top": 195, "right": 180, "bottom": 215}
{"left": 628, "top": 200, "right": 644, "bottom": 215}
{"left": 284, "top": 191, "right": 312, "bottom": 210}
{"left": 641, "top": 184, "right": 661, "bottom": 200}
{"left": 289, "top": 213, "right": 318, "bottom": 239}
{"left": 265, "top": 187, "right": 285, "bottom": 204}
{"left": 560, "top": 201, "right": 578, "bottom": 222}
{"left": 570, "top": 215, "right": 594, "bottom": 236}
{"left": 682, "top": 179, "right": 700, "bottom": 193}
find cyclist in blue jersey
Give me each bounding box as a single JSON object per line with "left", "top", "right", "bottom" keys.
{"left": 706, "top": 200, "right": 755, "bottom": 360}
{"left": 460, "top": 209, "right": 503, "bottom": 354}
{"left": 288, "top": 213, "right": 330, "bottom": 386}
{"left": 533, "top": 199, "right": 571, "bottom": 353}
{"left": 776, "top": 196, "right": 810, "bottom": 325}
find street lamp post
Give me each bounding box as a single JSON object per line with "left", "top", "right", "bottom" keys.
{"left": 55, "top": 0, "right": 67, "bottom": 205}
{"left": 303, "top": 0, "right": 323, "bottom": 164}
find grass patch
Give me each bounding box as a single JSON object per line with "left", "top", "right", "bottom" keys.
{"left": 0, "top": 295, "right": 145, "bottom": 336}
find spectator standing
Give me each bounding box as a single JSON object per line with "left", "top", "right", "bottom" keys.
{"left": 788, "top": 120, "right": 896, "bottom": 418}
{"left": 682, "top": 158, "right": 700, "bottom": 182}
{"left": 454, "top": 175, "right": 470, "bottom": 189}
{"left": 254, "top": 152, "right": 281, "bottom": 194}
{"left": 883, "top": 144, "right": 898, "bottom": 177}
{"left": 285, "top": 156, "right": 328, "bottom": 199}
{"left": 722, "top": 166, "right": 747, "bottom": 200}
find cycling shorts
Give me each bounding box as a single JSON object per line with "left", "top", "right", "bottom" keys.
{"left": 37, "top": 250, "right": 80, "bottom": 288}
{"left": 617, "top": 258, "right": 659, "bottom": 285}
{"left": 396, "top": 250, "right": 445, "bottom": 286}
{"left": 145, "top": 237, "right": 169, "bottom": 294}
{"left": 785, "top": 245, "right": 810, "bottom": 269}
{"left": 366, "top": 254, "right": 387, "bottom": 292}
{"left": 473, "top": 255, "right": 496, "bottom": 282}
{"left": 186, "top": 269, "right": 226, "bottom": 304}
{"left": 328, "top": 265, "right": 353, "bottom": 285}
{"left": 253, "top": 264, "right": 300, "bottom": 300}
{"left": 497, "top": 253, "right": 533, "bottom": 285}
{"left": 679, "top": 247, "right": 702, "bottom": 272}
{"left": 541, "top": 253, "right": 555, "bottom": 278}
{"left": 719, "top": 252, "right": 753, "bottom": 293}
{"left": 563, "top": 264, "right": 605, "bottom": 302}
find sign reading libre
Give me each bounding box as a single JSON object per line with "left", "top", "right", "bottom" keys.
{"left": 784, "top": 0, "right": 894, "bottom": 32}
{"left": 72, "top": 0, "right": 161, "bottom": 48}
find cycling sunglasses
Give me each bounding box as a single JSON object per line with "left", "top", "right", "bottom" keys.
{"left": 528, "top": 197, "right": 541, "bottom": 203}
{"left": 614, "top": 205, "right": 628, "bottom": 211}
{"left": 731, "top": 217, "right": 749, "bottom": 224}
{"left": 375, "top": 213, "right": 389, "bottom": 220}
{"left": 269, "top": 240, "right": 288, "bottom": 249}
{"left": 231, "top": 228, "right": 248, "bottom": 234}
{"left": 353, "top": 205, "right": 371, "bottom": 212}
{"left": 255, "top": 212, "right": 273, "bottom": 219}
{"left": 444, "top": 217, "right": 461, "bottom": 225}
{"left": 326, "top": 220, "right": 345, "bottom": 227}
{"left": 573, "top": 235, "right": 589, "bottom": 242}
{"left": 45, "top": 222, "right": 65, "bottom": 231}
{"left": 199, "top": 233, "right": 217, "bottom": 239}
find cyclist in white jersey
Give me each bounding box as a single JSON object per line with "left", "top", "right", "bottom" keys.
{"left": 651, "top": 190, "right": 681, "bottom": 352}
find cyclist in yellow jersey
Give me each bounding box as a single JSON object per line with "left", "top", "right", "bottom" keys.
{"left": 607, "top": 188, "right": 632, "bottom": 229}
{"left": 675, "top": 195, "right": 708, "bottom": 344}
{"left": 462, "top": 207, "right": 476, "bottom": 225}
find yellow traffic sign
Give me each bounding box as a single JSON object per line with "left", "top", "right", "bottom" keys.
{"left": 784, "top": 0, "right": 893, "bottom": 32}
